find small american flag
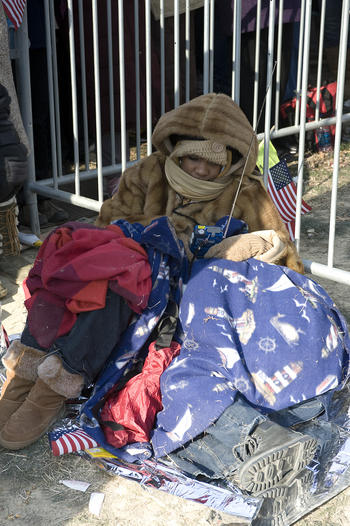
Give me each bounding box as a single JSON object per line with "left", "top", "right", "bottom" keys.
{"left": 2, "top": 0, "right": 27, "bottom": 30}
{"left": 49, "top": 425, "right": 99, "bottom": 456}
{"left": 267, "top": 159, "right": 311, "bottom": 240}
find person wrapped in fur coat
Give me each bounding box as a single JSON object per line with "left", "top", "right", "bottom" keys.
{"left": 96, "top": 92, "right": 303, "bottom": 273}
{"left": 0, "top": 93, "right": 304, "bottom": 453}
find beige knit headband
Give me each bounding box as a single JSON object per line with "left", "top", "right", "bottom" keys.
{"left": 170, "top": 140, "right": 228, "bottom": 166}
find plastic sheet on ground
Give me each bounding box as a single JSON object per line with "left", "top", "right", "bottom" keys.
{"left": 2, "top": 331, "right": 350, "bottom": 524}
{"left": 77, "top": 447, "right": 261, "bottom": 522}
{"left": 51, "top": 383, "right": 350, "bottom": 525}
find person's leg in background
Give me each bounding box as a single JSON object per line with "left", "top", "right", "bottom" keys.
{"left": 239, "top": 22, "right": 295, "bottom": 156}
{"left": 239, "top": 24, "right": 293, "bottom": 132}
{"left": 273, "top": 21, "right": 300, "bottom": 157}
{"left": 160, "top": 11, "right": 198, "bottom": 109}
{"left": 213, "top": 1, "right": 232, "bottom": 96}
{"left": 0, "top": 3, "right": 29, "bottom": 295}
{"left": 320, "top": 0, "right": 350, "bottom": 100}
{"left": 18, "top": 0, "right": 69, "bottom": 227}
{"left": 0, "top": 84, "right": 25, "bottom": 258}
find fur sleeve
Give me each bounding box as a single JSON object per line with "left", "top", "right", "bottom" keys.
{"left": 236, "top": 177, "right": 304, "bottom": 273}
{"left": 96, "top": 153, "right": 168, "bottom": 227}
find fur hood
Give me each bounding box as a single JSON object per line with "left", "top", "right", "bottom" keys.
{"left": 152, "top": 92, "right": 258, "bottom": 177}
{"left": 96, "top": 94, "right": 304, "bottom": 273}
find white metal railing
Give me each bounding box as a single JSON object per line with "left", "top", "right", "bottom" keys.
{"left": 11, "top": 0, "right": 350, "bottom": 286}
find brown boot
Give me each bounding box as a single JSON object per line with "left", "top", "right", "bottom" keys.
{"left": 0, "top": 340, "right": 46, "bottom": 430}
{"left": 0, "top": 279, "right": 7, "bottom": 299}
{"left": 0, "top": 197, "right": 21, "bottom": 256}
{"left": 0, "top": 355, "right": 84, "bottom": 450}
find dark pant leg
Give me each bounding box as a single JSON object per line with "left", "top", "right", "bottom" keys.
{"left": 166, "top": 395, "right": 266, "bottom": 480}
{"left": 22, "top": 290, "right": 132, "bottom": 384}
{"left": 29, "top": 48, "right": 50, "bottom": 185}
{"left": 320, "top": 0, "right": 343, "bottom": 48}
{"left": 270, "top": 396, "right": 329, "bottom": 427}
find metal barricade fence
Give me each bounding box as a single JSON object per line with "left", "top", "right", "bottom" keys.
{"left": 12, "top": 0, "right": 350, "bottom": 286}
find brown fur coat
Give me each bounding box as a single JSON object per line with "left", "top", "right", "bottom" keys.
{"left": 96, "top": 93, "right": 303, "bottom": 273}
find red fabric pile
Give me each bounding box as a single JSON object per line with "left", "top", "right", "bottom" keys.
{"left": 101, "top": 341, "right": 181, "bottom": 448}
{"left": 25, "top": 222, "right": 152, "bottom": 348}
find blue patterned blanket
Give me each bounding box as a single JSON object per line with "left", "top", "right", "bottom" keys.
{"left": 80, "top": 219, "right": 350, "bottom": 462}
{"left": 152, "top": 258, "right": 350, "bottom": 456}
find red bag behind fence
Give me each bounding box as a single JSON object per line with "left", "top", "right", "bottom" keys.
{"left": 280, "top": 81, "right": 337, "bottom": 150}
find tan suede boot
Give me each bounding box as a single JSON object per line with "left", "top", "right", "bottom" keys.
{"left": 0, "top": 355, "right": 84, "bottom": 450}
{"left": 0, "top": 340, "right": 46, "bottom": 430}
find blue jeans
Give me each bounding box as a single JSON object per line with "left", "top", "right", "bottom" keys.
{"left": 166, "top": 396, "right": 266, "bottom": 479}
{"left": 166, "top": 394, "right": 329, "bottom": 480}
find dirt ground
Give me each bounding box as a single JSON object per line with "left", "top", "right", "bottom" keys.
{"left": 0, "top": 146, "right": 350, "bottom": 526}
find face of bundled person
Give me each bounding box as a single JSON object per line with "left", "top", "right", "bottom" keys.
{"left": 179, "top": 155, "right": 222, "bottom": 181}
{"left": 164, "top": 138, "right": 239, "bottom": 202}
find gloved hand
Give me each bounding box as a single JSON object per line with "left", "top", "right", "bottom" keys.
{"left": 204, "top": 230, "right": 286, "bottom": 264}
{"left": 253, "top": 230, "right": 287, "bottom": 264}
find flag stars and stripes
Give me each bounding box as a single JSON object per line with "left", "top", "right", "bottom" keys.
{"left": 49, "top": 425, "right": 99, "bottom": 456}
{"left": 2, "top": 0, "right": 27, "bottom": 30}
{"left": 267, "top": 159, "right": 312, "bottom": 240}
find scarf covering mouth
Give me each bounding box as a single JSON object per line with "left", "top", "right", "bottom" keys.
{"left": 164, "top": 158, "right": 233, "bottom": 201}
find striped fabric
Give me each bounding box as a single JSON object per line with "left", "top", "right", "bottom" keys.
{"left": 2, "top": 0, "right": 27, "bottom": 30}
{"left": 267, "top": 159, "right": 311, "bottom": 240}
{"left": 49, "top": 425, "right": 99, "bottom": 456}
